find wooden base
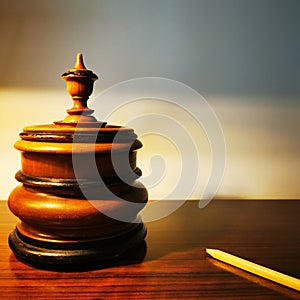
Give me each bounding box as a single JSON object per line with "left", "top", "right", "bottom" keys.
{"left": 9, "top": 223, "right": 147, "bottom": 271}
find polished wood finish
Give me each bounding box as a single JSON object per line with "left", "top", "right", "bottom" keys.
{"left": 8, "top": 54, "right": 148, "bottom": 268}
{"left": 61, "top": 52, "right": 98, "bottom": 123}
{"left": 1, "top": 200, "right": 300, "bottom": 299}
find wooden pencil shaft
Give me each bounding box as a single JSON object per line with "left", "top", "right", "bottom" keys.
{"left": 206, "top": 249, "right": 300, "bottom": 292}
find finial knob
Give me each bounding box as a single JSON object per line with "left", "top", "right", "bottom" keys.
{"left": 74, "top": 53, "right": 87, "bottom": 70}
{"left": 61, "top": 53, "right": 98, "bottom": 124}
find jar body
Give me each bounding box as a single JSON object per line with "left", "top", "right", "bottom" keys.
{"left": 8, "top": 127, "right": 148, "bottom": 270}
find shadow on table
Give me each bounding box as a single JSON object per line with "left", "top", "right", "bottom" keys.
{"left": 144, "top": 200, "right": 233, "bottom": 261}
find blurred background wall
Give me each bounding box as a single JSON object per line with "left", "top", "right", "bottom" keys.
{"left": 0, "top": 0, "right": 299, "bottom": 200}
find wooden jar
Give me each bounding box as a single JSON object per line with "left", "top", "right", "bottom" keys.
{"left": 8, "top": 54, "right": 148, "bottom": 270}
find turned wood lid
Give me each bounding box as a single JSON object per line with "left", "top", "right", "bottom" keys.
{"left": 16, "top": 54, "right": 142, "bottom": 153}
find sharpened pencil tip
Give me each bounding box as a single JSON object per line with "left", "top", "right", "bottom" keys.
{"left": 205, "top": 248, "right": 218, "bottom": 257}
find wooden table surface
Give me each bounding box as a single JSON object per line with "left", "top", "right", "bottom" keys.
{"left": 1, "top": 200, "right": 299, "bottom": 299}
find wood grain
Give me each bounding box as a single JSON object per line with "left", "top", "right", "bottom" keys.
{"left": 1, "top": 200, "right": 300, "bottom": 299}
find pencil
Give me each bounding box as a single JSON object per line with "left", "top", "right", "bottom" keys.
{"left": 206, "top": 248, "right": 300, "bottom": 292}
